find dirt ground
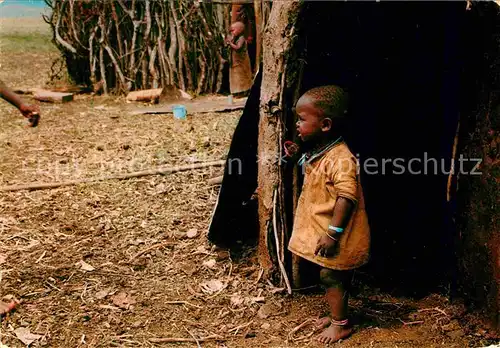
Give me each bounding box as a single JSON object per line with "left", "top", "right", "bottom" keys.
{"left": 0, "top": 17, "right": 499, "bottom": 348}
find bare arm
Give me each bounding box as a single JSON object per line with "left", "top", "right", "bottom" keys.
{"left": 330, "top": 197, "right": 355, "bottom": 229}
{"left": 315, "top": 154, "right": 358, "bottom": 258}
{"left": 0, "top": 79, "right": 24, "bottom": 109}
{"left": 0, "top": 79, "right": 40, "bottom": 126}
{"left": 315, "top": 197, "right": 355, "bottom": 257}
{"left": 229, "top": 36, "right": 245, "bottom": 50}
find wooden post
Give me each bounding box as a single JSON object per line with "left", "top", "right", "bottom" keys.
{"left": 253, "top": 0, "right": 262, "bottom": 71}
{"left": 257, "top": 1, "right": 304, "bottom": 277}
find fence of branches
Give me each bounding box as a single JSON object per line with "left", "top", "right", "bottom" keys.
{"left": 44, "top": 0, "right": 238, "bottom": 95}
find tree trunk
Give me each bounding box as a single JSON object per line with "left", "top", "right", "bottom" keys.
{"left": 257, "top": 1, "right": 304, "bottom": 284}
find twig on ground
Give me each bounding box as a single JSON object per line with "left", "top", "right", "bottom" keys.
{"left": 165, "top": 301, "right": 202, "bottom": 309}
{"left": 184, "top": 327, "right": 201, "bottom": 348}
{"left": 293, "top": 331, "right": 315, "bottom": 342}
{"left": 291, "top": 285, "right": 319, "bottom": 292}
{"left": 90, "top": 213, "right": 105, "bottom": 221}
{"left": 35, "top": 251, "right": 46, "bottom": 264}
{"left": 129, "top": 241, "right": 176, "bottom": 261}
{"left": 398, "top": 318, "right": 425, "bottom": 326}
{"left": 228, "top": 321, "right": 253, "bottom": 335}
{"left": 418, "top": 307, "right": 448, "bottom": 316}
{"left": 288, "top": 317, "right": 314, "bottom": 341}
{"left": 0, "top": 160, "right": 225, "bottom": 192}
{"left": 182, "top": 319, "right": 203, "bottom": 327}
{"left": 149, "top": 335, "right": 223, "bottom": 343}
{"left": 45, "top": 281, "right": 62, "bottom": 292}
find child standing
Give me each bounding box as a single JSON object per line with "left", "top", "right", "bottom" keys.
{"left": 288, "top": 86, "right": 370, "bottom": 344}
{"left": 225, "top": 22, "right": 252, "bottom": 96}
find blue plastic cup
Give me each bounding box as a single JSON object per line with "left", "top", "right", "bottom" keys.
{"left": 172, "top": 105, "right": 187, "bottom": 120}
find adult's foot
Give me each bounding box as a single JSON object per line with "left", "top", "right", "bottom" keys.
{"left": 317, "top": 324, "right": 353, "bottom": 344}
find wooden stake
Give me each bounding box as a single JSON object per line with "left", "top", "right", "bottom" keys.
{"left": 208, "top": 175, "right": 223, "bottom": 185}
{"left": 254, "top": 0, "right": 262, "bottom": 70}
{"left": 272, "top": 189, "right": 292, "bottom": 295}
{"left": 126, "top": 88, "right": 163, "bottom": 102}
{"left": 447, "top": 121, "right": 460, "bottom": 202}
{"left": 0, "top": 160, "right": 225, "bottom": 192}
{"left": 33, "top": 89, "right": 73, "bottom": 103}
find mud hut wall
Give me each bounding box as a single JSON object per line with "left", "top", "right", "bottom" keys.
{"left": 456, "top": 4, "right": 500, "bottom": 332}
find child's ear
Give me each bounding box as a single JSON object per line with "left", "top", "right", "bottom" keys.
{"left": 321, "top": 118, "right": 332, "bottom": 132}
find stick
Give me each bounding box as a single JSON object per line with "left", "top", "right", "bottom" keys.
{"left": 33, "top": 89, "right": 74, "bottom": 103}
{"left": 208, "top": 175, "right": 223, "bottom": 185}
{"left": 184, "top": 327, "right": 201, "bottom": 348}
{"left": 272, "top": 189, "right": 292, "bottom": 295}
{"left": 398, "top": 318, "right": 425, "bottom": 326}
{"left": 228, "top": 320, "right": 253, "bottom": 334}
{"left": 0, "top": 160, "right": 225, "bottom": 192}
{"left": 126, "top": 88, "right": 163, "bottom": 102}
{"left": 418, "top": 307, "right": 448, "bottom": 316}
{"left": 447, "top": 120, "right": 460, "bottom": 202}
{"left": 35, "top": 251, "right": 46, "bottom": 264}
{"left": 149, "top": 335, "right": 223, "bottom": 343}
{"left": 288, "top": 318, "right": 314, "bottom": 340}
{"left": 165, "top": 301, "right": 202, "bottom": 309}
{"left": 129, "top": 241, "right": 176, "bottom": 261}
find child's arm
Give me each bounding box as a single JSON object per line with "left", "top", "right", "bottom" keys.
{"left": 0, "top": 79, "right": 40, "bottom": 126}
{"left": 330, "top": 197, "right": 355, "bottom": 228}
{"left": 228, "top": 36, "right": 245, "bottom": 50}
{"left": 315, "top": 154, "right": 358, "bottom": 258}
{"left": 315, "top": 197, "right": 355, "bottom": 258}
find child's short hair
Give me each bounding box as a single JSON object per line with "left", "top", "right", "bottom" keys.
{"left": 231, "top": 21, "right": 245, "bottom": 31}
{"left": 303, "top": 85, "right": 348, "bottom": 120}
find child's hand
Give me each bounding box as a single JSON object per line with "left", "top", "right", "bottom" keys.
{"left": 314, "top": 234, "right": 338, "bottom": 258}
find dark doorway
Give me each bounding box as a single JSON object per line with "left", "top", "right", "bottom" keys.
{"left": 295, "top": 2, "right": 477, "bottom": 294}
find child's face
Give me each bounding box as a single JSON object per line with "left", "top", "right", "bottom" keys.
{"left": 295, "top": 96, "right": 331, "bottom": 143}
{"left": 230, "top": 23, "right": 243, "bottom": 36}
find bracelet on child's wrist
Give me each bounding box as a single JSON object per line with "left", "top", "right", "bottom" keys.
{"left": 328, "top": 225, "right": 344, "bottom": 233}
{"left": 324, "top": 230, "right": 338, "bottom": 241}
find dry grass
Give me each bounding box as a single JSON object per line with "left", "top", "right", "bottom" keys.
{"left": 0, "top": 16, "right": 496, "bottom": 348}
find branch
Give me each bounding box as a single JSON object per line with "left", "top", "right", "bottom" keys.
{"left": 54, "top": 0, "right": 77, "bottom": 54}
{"left": 0, "top": 160, "right": 226, "bottom": 192}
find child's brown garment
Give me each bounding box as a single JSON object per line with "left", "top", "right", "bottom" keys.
{"left": 230, "top": 36, "right": 253, "bottom": 94}
{"left": 288, "top": 141, "right": 370, "bottom": 270}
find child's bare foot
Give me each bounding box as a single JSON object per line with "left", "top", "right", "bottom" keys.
{"left": 317, "top": 324, "right": 353, "bottom": 344}
{"left": 315, "top": 316, "right": 331, "bottom": 330}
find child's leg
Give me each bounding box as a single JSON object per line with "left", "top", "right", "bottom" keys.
{"left": 317, "top": 268, "right": 353, "bottom": 344}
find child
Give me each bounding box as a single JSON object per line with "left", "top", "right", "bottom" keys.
{"left": 225, "top": 21, "right": 252, "bottom": 96}
{"left": 0, "top": 79, "right": 40, "bottom": 126}
{"left": 288, "top": 85, "right": 370, "bottom": 344}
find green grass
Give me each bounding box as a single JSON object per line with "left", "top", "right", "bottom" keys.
{"left": 0, "top": 32, "right": 55, "bottom": 52}
{"left": 0, "top": 17, "right": 55, "bottom": 53}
